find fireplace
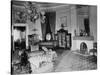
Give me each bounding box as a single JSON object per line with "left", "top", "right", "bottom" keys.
{"left": 80, "top": 42, "right": 88, "bottom": 54}
{"left": 72, "top": 36, "right": 94, "bottom": 53}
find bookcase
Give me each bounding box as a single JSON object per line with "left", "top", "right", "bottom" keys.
{"left": 56, "top": 28, "right": 71, "bottom": 49}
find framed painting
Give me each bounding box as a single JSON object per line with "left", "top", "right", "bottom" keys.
{"left": 60, "top": 16, "right": 67, "bottom": 27}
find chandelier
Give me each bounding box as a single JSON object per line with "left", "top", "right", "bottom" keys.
{"left": 24, "top": 2, "right": 39, "bottom": 23}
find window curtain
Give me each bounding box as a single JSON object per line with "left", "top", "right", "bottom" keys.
{"left": 13, "top": 29, "right": 21, "bottom": 41}
{"left": 49, "top": 12, "right": 56, "bottom": 40}
{"left": 41, "top": 12, "right": 56, "bottom": 40}
{"left": 41, "top": 22, "right": 46, "bottom": 40}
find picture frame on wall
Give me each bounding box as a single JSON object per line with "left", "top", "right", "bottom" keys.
{"left": 12, "top": 2, "right": 27, "bottom": 23}
{"left": 60, "top": 16, "right": 67, "bottom": 27}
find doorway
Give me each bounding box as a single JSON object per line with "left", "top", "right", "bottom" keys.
{"left": 13, "top": 26, "right": 26, "bottom": 50}
{"left": 41, "top": 12, "right": 56, "bottom": 41}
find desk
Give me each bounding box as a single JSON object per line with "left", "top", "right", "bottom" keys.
{"left": 39, "top": 41, "right": 57, "bottom": 49}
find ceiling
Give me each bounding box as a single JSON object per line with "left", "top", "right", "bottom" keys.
{"left": 12, "top": 1, "right": 70, "bottom": 8}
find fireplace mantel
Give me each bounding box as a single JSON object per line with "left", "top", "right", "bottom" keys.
{"left": 72, "top": 36, "right": 94, "bottom": 52}
{"left": 73, "top": 36, "right": 94, "bottom": 41}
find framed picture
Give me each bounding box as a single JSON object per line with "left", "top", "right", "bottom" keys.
{"left": 60, "top": 16, "right": 67, "bottom": 27}
{"left": 12, "top": 5, "right": 27, "bottom": 23}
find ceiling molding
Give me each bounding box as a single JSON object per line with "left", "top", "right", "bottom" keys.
{"left": 12, "top": 1, "right": 70, "bottom": 12}
{"left": 39, "top": 5, "right": 70, "bottom": 12}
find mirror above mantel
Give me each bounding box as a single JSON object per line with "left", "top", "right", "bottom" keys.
{"left": 76, "top": 5, "right": 91, "bottom": 37}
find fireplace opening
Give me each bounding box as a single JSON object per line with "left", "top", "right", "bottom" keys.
{"left": 80, "top": 42, "right": 88, "bottom": 54}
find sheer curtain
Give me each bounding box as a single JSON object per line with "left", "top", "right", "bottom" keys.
{"left": 13, "top": 29, "right": 21, "bottom": 42}
{"left": 41, "top": 23, "right": 46, "bottom": 40}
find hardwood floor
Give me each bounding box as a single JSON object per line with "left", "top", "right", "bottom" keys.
{"left": 54, "top": 50, "right": 97, "bottom": 72}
